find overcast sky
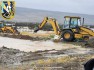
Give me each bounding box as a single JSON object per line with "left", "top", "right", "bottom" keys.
{"left": 15, "top": 0, "right": 94, "bottom": 15}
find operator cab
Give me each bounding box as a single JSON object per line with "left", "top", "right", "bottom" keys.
{"left": 63, "top": 16, "right": 81, "bottom": 29}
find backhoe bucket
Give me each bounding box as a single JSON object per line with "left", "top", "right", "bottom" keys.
{"left": 34, "top": 27, "right": 39, "bottom": 33}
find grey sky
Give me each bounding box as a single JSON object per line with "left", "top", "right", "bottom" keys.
{"left": 15, "top": 0, "right": 94, "bottom": 15}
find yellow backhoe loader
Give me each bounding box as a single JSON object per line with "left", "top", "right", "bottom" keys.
{"left": 0, "top": 22, "right": 18, "bottom": 34}
{"left": 34, "top": 16, "right": 94, "bottom": 41}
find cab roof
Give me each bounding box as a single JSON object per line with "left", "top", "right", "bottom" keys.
{"left": 64, "top": 16, "right": 81, "bottom": 19}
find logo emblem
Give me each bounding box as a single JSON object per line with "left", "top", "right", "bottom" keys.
{"left": 0, "top": 0, "right": 15, "bottom": 20}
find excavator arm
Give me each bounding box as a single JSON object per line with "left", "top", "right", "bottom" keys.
{"left": 34, "top": 17, "right": 61, "bottom": 35}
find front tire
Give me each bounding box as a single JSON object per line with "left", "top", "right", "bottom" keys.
{"left": 83, "top": 36, "right": 89, "bottom": 41}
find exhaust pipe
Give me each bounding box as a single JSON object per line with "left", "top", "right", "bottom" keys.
{"left": 82, "top": 18, "right": 84, "bottom": 26}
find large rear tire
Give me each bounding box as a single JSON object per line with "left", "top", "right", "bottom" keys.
{"left": 62, "top": 30, "right": 74, "bottom": 42}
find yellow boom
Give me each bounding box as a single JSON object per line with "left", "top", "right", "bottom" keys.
{"left": 35, "top": 17, "right": 61, "bottom": 35}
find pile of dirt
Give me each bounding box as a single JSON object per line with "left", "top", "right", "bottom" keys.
{"left": 0, "top": 33, "right": 50, "bottom": 41}
{"left": 0, "top": 46, "right": 25, "bottom": 65}
{"left": 0, "top": 46, "right": 44, "bottom": 65}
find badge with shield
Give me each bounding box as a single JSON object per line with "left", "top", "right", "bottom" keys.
{"left": 0, "top": 0, "right": 15, "bottom": 20}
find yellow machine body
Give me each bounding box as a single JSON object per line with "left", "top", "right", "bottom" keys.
{"left": 34, "top": 16, "right": 94, "bottom": 41}
{"left": 0, "top": 22, "right": 16, "bottom": 33}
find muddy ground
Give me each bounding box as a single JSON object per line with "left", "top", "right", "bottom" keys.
{"left": 0, "top": 46, "right": 94, "bottom": 70}
{"left": 0, "top": 31, "right": 94, "bottom": 70}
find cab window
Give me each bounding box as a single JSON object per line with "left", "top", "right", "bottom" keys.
{"left": 70, "top": 18, "right": 78, "bottom": 28}
{"left": 63, "top": 18, "right": 70, "bottom": 28}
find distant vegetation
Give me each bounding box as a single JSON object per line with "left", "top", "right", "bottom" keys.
{"left": 15, "top": 22, "right": 63, "bottom": 31}
{"left": 1, "top": 20, "right": 94, "bottom": 31}
{"left": 1, "top": 20, "right": 63, "bottom": 31}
